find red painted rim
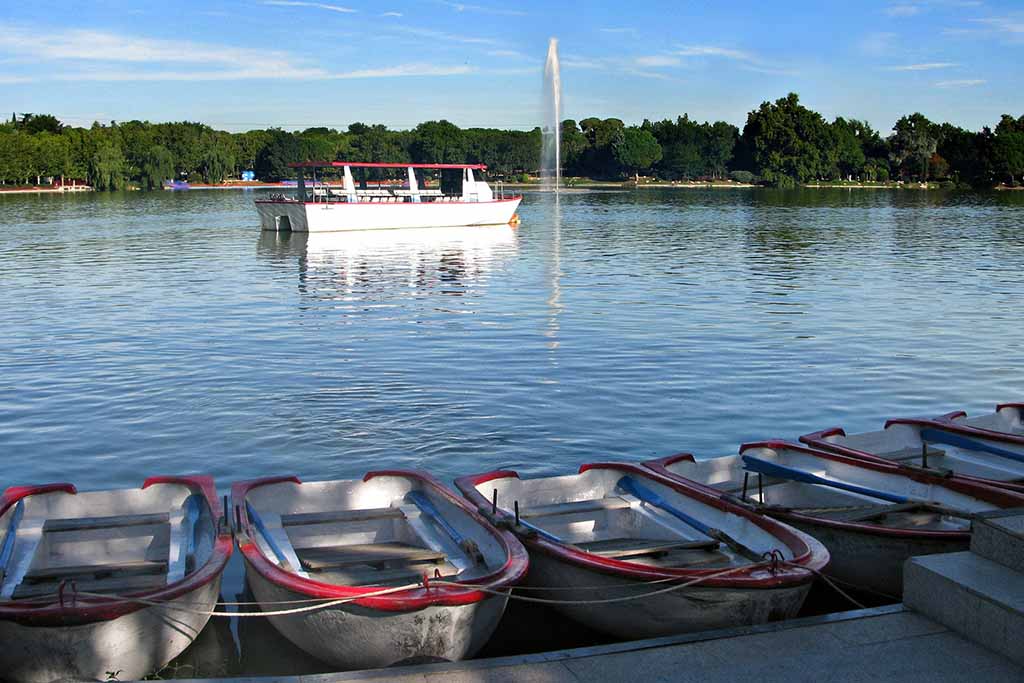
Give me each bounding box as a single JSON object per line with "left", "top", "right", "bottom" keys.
{"left": 0, "top": 476, "right": 233, "bottom": 626}
{"left": 803, "top": 424, "right": 1024, "bottom": 495}
{"left": 290, "top": 162, "right": 488, "bottom": 170}
{"left": 730, "top": 441, "right": 1024, "bottom": 538}
{"left": 886, "top": 415, "right": 1024, "bottom": 447}
{"left": 454, "top": 464, "right": 828, "bottom": 589}
{"left": 232, "top": 471, "right": 528, "bottom": 612}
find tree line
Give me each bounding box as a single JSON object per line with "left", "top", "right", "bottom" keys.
{"left": 1, "top": 94, "right": 1022, "bottom": 189}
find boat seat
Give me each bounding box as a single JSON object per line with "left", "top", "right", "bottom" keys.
{"left": 281, "top": 507, "right": 403, "bottom": 527}
{"left": 296, "top": 542, "right": 447, "bottom": 572}
{"left": 521, "top": 497, "right": 632, "bottom": 519}
{"left": 12, "top": 572, "right": 167, "bottom": 601}
{"left": 43, "top": 512, "right": 170, "bottom": 533}
{"left": 316, "top": 560, "right": 459, "bottom": 587}
{"left": 22, "top": 559, "right": 168, "bottom": 584}
{"left": 580, "top": 537, "right": 720, "bottom": 560}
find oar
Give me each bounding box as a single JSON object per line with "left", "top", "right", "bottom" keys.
{"left": 405, "top": 491, "right": 484, "bottom": 563}
{"left": 741, "top": 455, "right": 976, "bottom": 520}
{"left": 920, "top": 428, "right": 1024, "bottom": 466}
{"left": 616, "top": 476, "right": 763, "bottom": 562}
{"left": 245, "top": 501, "right": 293, "bottom": 570}
{"left": 0, "top": 501, "right": 25, "bottom": 585}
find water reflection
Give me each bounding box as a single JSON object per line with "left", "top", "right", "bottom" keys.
{"left": 257, "top": 226, "right": 518, "bottom": 302}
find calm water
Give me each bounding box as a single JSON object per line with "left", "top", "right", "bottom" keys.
{"left": 2, "top": 188, "right": 1024, "bottom": 490}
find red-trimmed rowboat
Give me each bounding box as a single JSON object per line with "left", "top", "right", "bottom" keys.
{"left": 454, "top": 463, "right": 827, "bottom": 639}
{"left": 0, "top": 476, "right": 232, "bottom": 682}
{"left": 646, "top": 442, "right": 1024, "bottom": 598}
{"left": 800, "top": 405, "right": 1024, "bottom": 493}
{"left": 232, "top": 470, "right": 527, "bottom": 669}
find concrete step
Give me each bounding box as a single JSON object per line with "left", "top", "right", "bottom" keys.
{"left": 971, "top": 509, "right": 1024, "bottom": 573}
{"left": 904, "top": 551, "right": 1024, "bottom": 666}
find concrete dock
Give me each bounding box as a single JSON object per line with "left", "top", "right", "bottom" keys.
{"left": 157, "top": 510, "right": 1024, "bottom": 683}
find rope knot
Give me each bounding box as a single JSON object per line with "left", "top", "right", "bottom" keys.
{"left": 760, "top": 549, "right": 785, "bottom": 574}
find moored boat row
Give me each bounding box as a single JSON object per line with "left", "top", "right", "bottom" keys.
{"left": 3, "top": 401, "right": 1022, "bottom": 680}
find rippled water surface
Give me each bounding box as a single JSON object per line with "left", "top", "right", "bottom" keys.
{"left": 2, "top": 188, "right": 1023, "bottom": 489}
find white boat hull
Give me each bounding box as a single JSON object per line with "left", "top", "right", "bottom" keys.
{"left": 0, "top": 577, "right": 221, "bottom": 683}
{"left": 525, "top": 549, "right": 810, "bottom": 639}
{"left": 243, "top": 556, "right": 509, "bottom": 669}
{"left": 256, "top": 198, "right": 522, "bottom": 233}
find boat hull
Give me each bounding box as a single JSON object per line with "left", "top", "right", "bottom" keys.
{"left": 243, "top": 555, "right": 510, "bottom": 669}
{"left": 523, "top": 548, "right": 810, "bottom": 639}
{"left": 256, "top": 198, "right": 522, "bottom": 232}
{"left": 0, "top": 576, "right": 221, "bottom": 683}
{"left": 776, "top": 517, "right": 966, "bottom": 599}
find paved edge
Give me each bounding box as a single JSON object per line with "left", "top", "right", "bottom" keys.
{"left": 157, "top": 604, "right": 907, "bottom": 683}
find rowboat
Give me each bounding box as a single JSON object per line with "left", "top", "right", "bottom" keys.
{"left": 232, "top": 470, "right": 527, "bottom": 669}
{"left": 800, "top": 405, "right": 1024, "bottom": 493}
{"left": 0, "top": 476, "right": 232, "bottom": 683}
{"left": 255, "top": 162, "right": 522, "bottom": 232}
{"left": 454, "top": 463, "right": 827, "bottom": 639}
{"left": 646, "top": 442, "right": 1024, "bottom": 599}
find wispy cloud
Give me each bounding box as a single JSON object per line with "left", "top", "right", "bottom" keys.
{"left": 885, "top": 0, "right": 983, "bottom": 17}
{"left": 885, "top": 62, "right": 958, "bottom": 71}
{"left": 674, "top": 45, "right": 754, "bottom": 61}
{"left": 859, "top": 32, "right": 898, "bottom": 56}
{"left": 331, "top": 64, "right": 474, "bottom": 79}
{"left": 935, "top": 78, "right": 986, "bottom": 87}
{"left": 436, "top": 0, "right": 525, "bottom": 16}
{"left": 388, "top": 24, "right": 499, "bottom": 45}
{"left": 599, "top": 27, "right": 640, "bottom": 38}
{"left": 381, "top": 11, "right": 402, "bottom": 17}
{"left": 886, "top": 4, "right": 922, "bottom": 17}
{"left": 487, "top": 49, "right": 529, "bottom": 59}
{"left": 635, "top": 55, "right": 682, "bottom": 67}
{"left": 262, "top": 1, "right": 356, "bottom": 13}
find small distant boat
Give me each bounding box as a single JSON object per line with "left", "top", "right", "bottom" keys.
{"left": 455, "top": 463, "right": 827, "bottom": 639}
{"left": 801, "top": 404, "right": 1024, "bottom": 493}
{"left": 255, "top": 162, "right": 522, "bottom": 232}
{"left": 646, "top": 442, "right": 1024, "bottom": 598}
{"left": 232, "top": 471, "right": 527, "bottom": 669}
{"left": 0, "top": 477, "right": 232, "bottom": 683}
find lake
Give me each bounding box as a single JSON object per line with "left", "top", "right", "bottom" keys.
{"left": 2, "top": 187, "right": 1023, "bottom": 490}
{"left": 3, "top": 186, "right": 1023, "bottom": 675}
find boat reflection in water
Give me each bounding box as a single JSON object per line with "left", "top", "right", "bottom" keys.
{"left": 257, "top": 225, "right": 518, "bottom": 301}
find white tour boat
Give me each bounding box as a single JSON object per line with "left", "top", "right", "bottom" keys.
{"left": 255, "top": 162, "right": 522, "bottom": 233}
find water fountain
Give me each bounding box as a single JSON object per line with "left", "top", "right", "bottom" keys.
{"left": 541, "top": 37, "right": 561, "bottom": 192}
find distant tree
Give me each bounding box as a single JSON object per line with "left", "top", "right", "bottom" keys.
{"left": 234, "top": 130, "right": 271, "bottom": 172}
{"left": 17, "top": 113, "right": 64, "bottom": 135}
{"left": 890, "top": 113, "right": 938, "bottom": 181}
{"left": 993, "top": 114, "right": 1024, "bottom": 185}
{"left": 613, "top": 127, "right": 662, "bottom": 177}
{"left": 831, "top": 118, "right": 867, "bottom": 179}
{"left": 740, "top": 93, "right": 835, "bottom": 186}
{"left": 560, "top": 120, "right": 589, "bottom": 175}
{"left": 89, "top": 142, "right": 128, "bottom": 190}
{"left": 33, "top": 132, "right": 71, "bottom": 184}
{"left": 254, "top": 129, "right": 301, "bottom": 181}
{"left": 411, "top": 120, "right": 466, "bottom": 164}
{"left": 704, "top": 121, "right": 738, "bottom": 179}
{"left": 201, "top": 145, "right": 234, "bottom": 184}
{"left": 578, "top": 118, "right": 624, "bottom": 178}
{"left": 139, "top": 145, "right": 174, "bottom": 190}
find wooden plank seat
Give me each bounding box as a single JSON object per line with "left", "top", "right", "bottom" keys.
{"left": 316, "top": 560, "right": 460, "bottom": 587}
{"left": 43, "top": 512, "right": 170, "bottom": 533}
{"left": 281, "top": 507, "right": 403, "bottom": 527}
{"left": 811, "top": 502, "right": 938, "bottom": 523}
{"left": 579, "top": 537, "right": 720, "bottom": 560}
{"left": 13, "top": 572, "right": 167, "bottom": 601}
{"left": 520, "top": 497, "right": 632, "bottom": 520}
{"left": 22, "top": 560, "right": 168, "bottom": 584}
{"left": 296, "top": 542, "right": 446, "bottom": 572}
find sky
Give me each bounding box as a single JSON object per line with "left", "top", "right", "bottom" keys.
{"left": 1, "top": 0, "right": 1021, "bottom": 133}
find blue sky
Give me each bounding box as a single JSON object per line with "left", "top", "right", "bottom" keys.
{"left": 1, "top": 1, "right": 1021, "bottom": 133}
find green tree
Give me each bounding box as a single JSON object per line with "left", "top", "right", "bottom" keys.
{"left": 831, "top": 118, "right": 867, "bottom": 179}
{"left": 254, "top": 129, "right": 301, "bottom": 181}
{"left": 201, "top": 145, "right": 234, "bottom": 183}
{"left": 613, "top": 127, "right": 663, "bottom": 177}
{"left": 139, "top": 145, "right": 175, "bottom": 190}
{"left": 890, "top": 113, "right": 938, "bottom": 181}
{"left": 18, "top": 113, "right": 63, "bottom": 135}
{"left": 739, "top": 93, "right": 836, "bottom": 186}
{"left": 560, "top": 120, "right": 589, "bottom": 175}
{"left": 411, "top": 120, "right": 466, "bottom": 164}
{"left": 993, "top": 114, "right": 1024, "bottom": 185}
{"left": 89, "top": 142, "right": 128, "bottom": 190}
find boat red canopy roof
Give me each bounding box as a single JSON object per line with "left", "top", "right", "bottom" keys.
{"left": 289, "top": 161, "right": 487, "bottom": 170}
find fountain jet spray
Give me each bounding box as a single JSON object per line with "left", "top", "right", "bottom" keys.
{"left": 541, "top": 37, "right": 561, "bottom": 192}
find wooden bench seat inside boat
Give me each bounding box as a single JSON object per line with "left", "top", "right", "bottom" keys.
{"left": 520, "top": 497, "right": 632, "bottom": 519}
{"left": 43, "top": 512, "right": 171, "bottom": 533}
{"left": 12, "top": 571, "right": 167, "bottom": 600}
{"left": 22, "top": 559, "right": 168, "bottom": 583}
{"left": 296, "top": 542, "right": 447, "bottom": 572}
{"left": 579, "top": 537, "right": 720, "bottom": 559}
{"left": 281, "top": 507, "right": 403, "bottom": 527}
{"left": 316, "top": 561, "right": 460, "bottom": 587}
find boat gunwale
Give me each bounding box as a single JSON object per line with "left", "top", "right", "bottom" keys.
{"left": 253, "top": 196, "right": 523, "bottom": 206}
{"left": 0, "top": 475, "right": 232, "bottom": 626}
{"left": 454, "top": 463, "right": 829, "bottom": 588}
{"left": 800, "top": 427, "right": 1024, "bottom": 495}
{"left": 885, "top": 413, "right": 1024, "bottom": 448}
{"left": 231, "top": 470, "right": 528, "bottom": 612}
{"left": 718, "top": 440, "right": 1024, "bottom": 539}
